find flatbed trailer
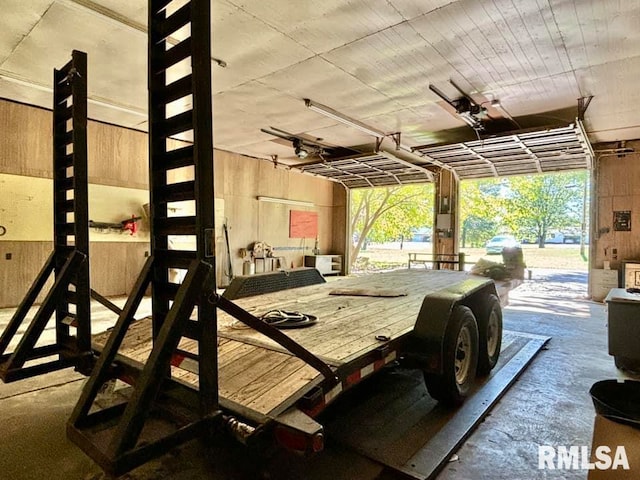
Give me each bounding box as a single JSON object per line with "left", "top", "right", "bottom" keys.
{"left": 92, "top": 268, "right": 504, "bottom": 455}
{"left": 0, "top": 2, "right": 516, "bottom": 475}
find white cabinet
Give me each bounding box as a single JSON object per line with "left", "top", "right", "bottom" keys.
{"left": 304, "top": 255, "right": 342, "bottom": 276}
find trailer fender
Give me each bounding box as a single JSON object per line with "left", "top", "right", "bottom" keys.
{"left": 406, "top": 278, "right": 498, "bottom": 375}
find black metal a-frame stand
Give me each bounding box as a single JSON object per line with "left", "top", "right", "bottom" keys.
{"left": 0, "top": 50, "right": 92, "bottom": 381}
{"left": 67, "top": 0, "right": 219, "bottom": 474}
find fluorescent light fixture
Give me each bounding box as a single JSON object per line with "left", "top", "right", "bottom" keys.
{"left": 257, "top": 196, "right": 314, "bottom": 207}
{"left": 304, "top": 98, "right": 386, "bottom": 138}
{"left": 0, "top": 70, "right": 147, "bottom": 117}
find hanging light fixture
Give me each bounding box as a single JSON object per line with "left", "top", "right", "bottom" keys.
{"left": 293, "top": 139, "right": 309, "bottom": 159}
{"left": 304, "top": 98, "right": 386, "bottom": 138}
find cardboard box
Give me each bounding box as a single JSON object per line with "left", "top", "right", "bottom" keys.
{"left": 588, "top": 415, "right": 640, "bottom": 479}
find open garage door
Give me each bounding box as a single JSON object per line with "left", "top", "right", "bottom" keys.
{"left": 294, "top": 151, "right": 434, "bottom": 189}
{"left": 412, "top": 121, "right": 593, "bottom": 180}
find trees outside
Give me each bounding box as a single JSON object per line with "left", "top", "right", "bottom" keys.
{"left": 459, "top": 170, "right": 588, "bottom": 249}
{"left": 501, "top": 171, "right": 587, "bottom": 248}
{"left": 459, "top": 179, "right": 504, "bottom": 247}
{"left": 349, "top": 170, "right": 588, "bottom": 270}
{"left": 350, "top": 185, "right": 433, "bottom": 268}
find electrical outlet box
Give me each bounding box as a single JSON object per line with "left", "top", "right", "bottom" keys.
{"left": 436, "top": 213, "right": 452, "bottom": 230}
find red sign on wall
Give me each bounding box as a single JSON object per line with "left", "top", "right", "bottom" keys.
{"left": 289, "top": 210, "right": 318, "bottom": 238}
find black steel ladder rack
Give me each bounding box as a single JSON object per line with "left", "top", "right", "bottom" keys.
{"left": 67, "top": 1, "right": 337, "bottom": 475}
{"left": 0, "top": 50, "right": 92, "bottom": 382}
{"left": 67, "top": 1, "right": 220, "bottom": 474}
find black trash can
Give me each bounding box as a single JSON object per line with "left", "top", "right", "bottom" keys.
{"left": 590, "top": 379, "right": 640, "bottom": 428}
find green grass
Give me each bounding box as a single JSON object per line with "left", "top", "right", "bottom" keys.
{"left": 355, "top": 242, "right": 589, "bottom": 272}
{"left": 461, "top": 244, "right": 588, "bottom": 270}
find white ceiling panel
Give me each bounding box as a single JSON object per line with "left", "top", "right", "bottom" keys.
{"left": 301, "top": 125, "right": 375, "bottom": 148}
{"left": 321, "top": 22, "right": 450, "bottom": 108}
{"left": 259, "top": 56, "right": 406, "bottom": 122}
{"left": 0, "top": 75, "right": 52, "bottom": 110}
{"left": 409, "top": 0, "right": 574, "bottom": 93}
{"left": 389, "top": 0, "right": 458, "bottom": 20}
{"left": 87, "top": 100, "right": 147, "bottom": 129}
{"left": 225, "top": 0, "right": 404, "bottom": 54}
{"left": 212, "top": 82, "right": 339, "bottom": 150}
{"left": 575, "top": 57, "right": 640, "bottom": 141}
{"left": 0, "top": 0, "right": 54, "bottom": 64}
{"left": 1, "top": 2, "right": 147, "bottom": 111}
{"left": 210, "top": 1, "right": 314, "bottom": 93}
{"left": 549, "top": 0, "right": 640, "bottom": 70}
{"left": 489, "top": 72, "right": 580, "bottom": 117}
{"left": 88, "top": 0, "right": 147, "bottom": 25}
{"left": 369, "top": 106, "right": 464, "bottom": 140}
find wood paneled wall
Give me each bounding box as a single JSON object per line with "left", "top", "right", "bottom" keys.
{"left": 592, "top": 140, "right": 640, "bottom": 271}
{"left": 0, "top": 99, "right": 148, "bottom": 188}
{"left": 213, "top": 150, "right": 346, "bottom": 284}
{"left": 0, "top": 241, "right": 149, "bottom": 308}
{"left": 0, "top": 99, "right": 347, "bottom": 306}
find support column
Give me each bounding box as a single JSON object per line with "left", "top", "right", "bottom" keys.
{"left": 433, "top": 169, "right": 459, "bottom": 258}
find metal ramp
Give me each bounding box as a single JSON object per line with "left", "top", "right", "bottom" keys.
{"left": 0, "top": 51, "right": 92, "bottom": 382}
{"left": 323, "top": 331, "right": 550, "bottom": 480}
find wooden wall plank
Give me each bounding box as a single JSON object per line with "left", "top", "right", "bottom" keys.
{"left": 0, "top": 100, "right": 347, "bottom": 306}
{"left": 0, "top": 99, "right": 149, "bottom": 188}
{"left": 0, "top": 241, "right": 52, "bottom": 308}
{"left": 0, "top": 101, "right": 51, "bottom": 177}
{"left": 0, "top": 241, "right": 151, "bottom": 307}
{"left": 593, "top": 140, "right": 640, "bottom": 270}
{"left": 87, "top": 122, "right": 148, "bottom": 190}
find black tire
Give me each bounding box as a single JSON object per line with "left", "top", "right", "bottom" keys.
{"left": 477, "top": 294, "right": 503, "bottom": 376}
{"left": 424, "top": 305, "right": 479, "bottom": 406}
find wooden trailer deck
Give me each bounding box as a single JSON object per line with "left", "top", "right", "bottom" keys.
{"left": 92, "top": 269, "right": 507, "bottom": 420}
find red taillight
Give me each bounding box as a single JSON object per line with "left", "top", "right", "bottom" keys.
{"left": 274, "top": 426, "right": 324, "bottom": 455}
{"left": 310, "top": 432, "right": 324, "bottom": 453}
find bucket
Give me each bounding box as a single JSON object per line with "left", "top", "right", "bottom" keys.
{"left": 242, "top": 261, "right": 255, "bottom": 275}
{"left": 590, "top": 380, "right": 640, "bottom": 428}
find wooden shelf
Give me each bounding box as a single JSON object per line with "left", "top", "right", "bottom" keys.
{"left": 304, "top": 255, "right": 342, "bottom": 276}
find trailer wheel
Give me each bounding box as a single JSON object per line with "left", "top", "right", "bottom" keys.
{"left": 477, "top": 294, "right": 502, "bottom": 376}
{"left": 424, "top": 305, "right": 478, "bottom": 406}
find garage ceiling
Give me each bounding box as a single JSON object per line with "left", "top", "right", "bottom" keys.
{"left": 1, "top": 0, "right": 639, "bottom": 180}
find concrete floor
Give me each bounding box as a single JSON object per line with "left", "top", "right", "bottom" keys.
{"left": 0, "top": 269, "right": 632, "bottom": 480}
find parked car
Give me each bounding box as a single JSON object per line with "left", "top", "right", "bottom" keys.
{"left": 485, "top": 235, "right": 520, "bottom": 255}
{"left": 545, "top": 232, "right": 580, "bottom": 244}
{"left": 411, "top": 227, "right": 432, "bottom": 243}
{"left": 520, "top": 235, "right": 540, "bottom": 244}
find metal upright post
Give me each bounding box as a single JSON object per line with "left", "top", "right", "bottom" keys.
{"left": 0, "top": 50, "right": 91, "bottom": 381}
